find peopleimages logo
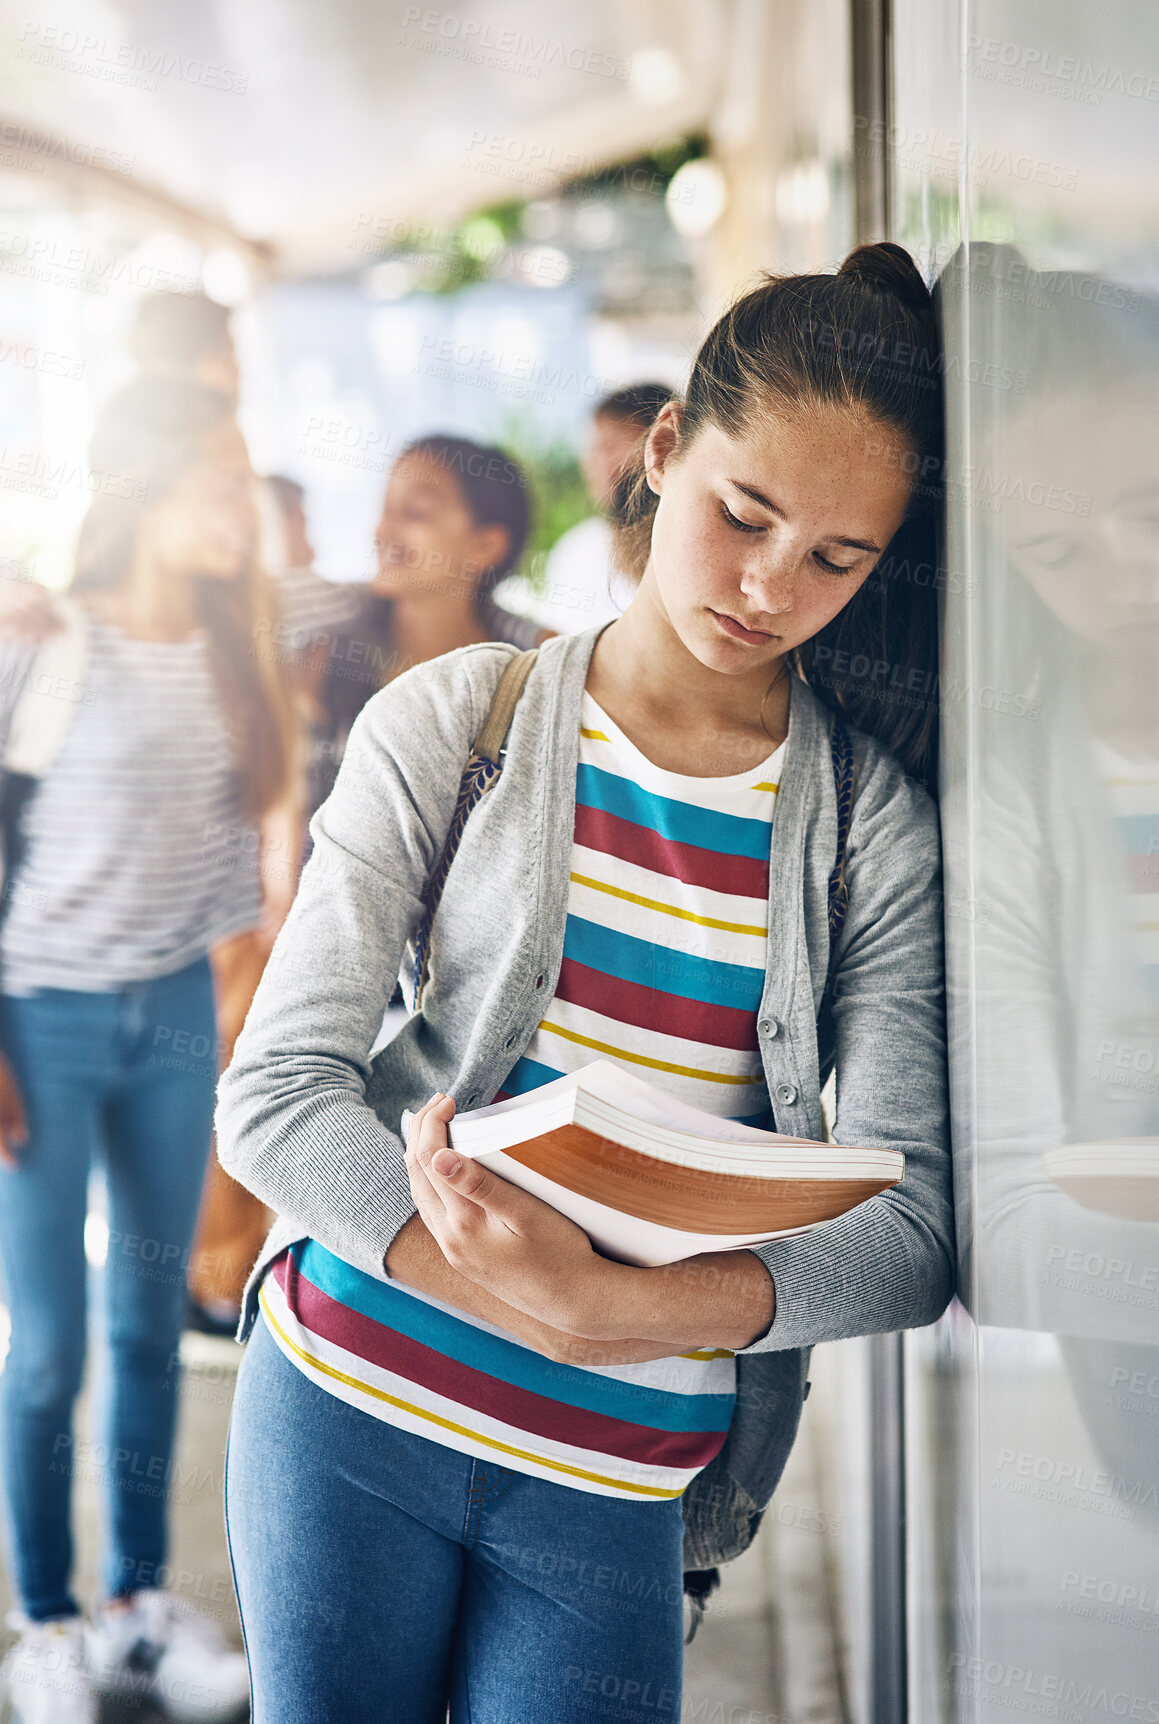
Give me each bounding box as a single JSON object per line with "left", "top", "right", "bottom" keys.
{"left": 398, "top": 8, "right": 629, "bottom": 81}
{"left": 15, "top": 21, "right": 248, "bottom": 92}
{"left": 965, "top": 34, "right": 1159, "bottom": 104}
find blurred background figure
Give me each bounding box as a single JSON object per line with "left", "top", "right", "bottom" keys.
{"left": 302, "top": 433, "right": 539, "bottom": 828}
{"left": 0, "top": 377, "right": 288, "bottom": 1722}
{"left": 130, "top": 292, "right": 240, "bottom": 406}
{"left": 495, "top": 383, "right": 670, "bottom": 634}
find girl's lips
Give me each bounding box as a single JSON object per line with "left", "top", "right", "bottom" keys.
{"left": 710, "top": 609, "right": 776, "bottom": 644}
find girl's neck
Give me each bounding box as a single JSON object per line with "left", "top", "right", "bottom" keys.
{"left": 389, "top": 592, "right": 490, "bottom": 671}
{"left": 586, "top": 579, "right": 790, "bottom": 777}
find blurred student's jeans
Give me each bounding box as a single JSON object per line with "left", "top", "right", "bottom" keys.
{"left": 225, "top": 1315, "right": 687, "bottom": 1724}
{"left": 0, "top": 957, "right": 217, "bottom": 1621}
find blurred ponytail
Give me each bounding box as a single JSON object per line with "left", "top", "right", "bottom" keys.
{"left": 611, "top": 241, "right": 944, "bottom": 790}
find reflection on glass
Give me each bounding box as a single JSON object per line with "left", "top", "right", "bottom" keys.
{"left": 934, "top": 239, "right": 1159, "bottom": 1724}
{"left": 893, "top": 0, "right": 1159, "bottom": 1715}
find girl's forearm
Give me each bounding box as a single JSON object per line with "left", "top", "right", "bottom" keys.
{"left": 589, "top": 1251, "right": 776, "bottom": 1352}
{"left": 384, "top": 1216, "right": 680, "bottom": 1365}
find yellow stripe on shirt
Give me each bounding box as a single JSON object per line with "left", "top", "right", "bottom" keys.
{"left": 569, "top": 871, "right": 768, "bottom": 938}
{"left": 538, "top": 1018, "right": 766, "bottom": 1084}
{"left": 259, "top": 1282, "right": 683, "bottom": 1498}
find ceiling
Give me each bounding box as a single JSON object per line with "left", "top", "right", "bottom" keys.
{"left": 0, "top": 0, "right": 736, "bottom": 275}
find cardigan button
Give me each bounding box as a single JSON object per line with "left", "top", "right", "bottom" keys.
{"left": 759, "top": 1017, "right": 780, "bottom": 1038}
{"left": 775, "top": 1083, "right": 799, "bottom": 1106}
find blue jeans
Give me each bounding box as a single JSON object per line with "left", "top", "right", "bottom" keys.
{"left": 225, "top": 1316, "right": 687, "bottom": 1724}
{"left": 0, "top": 958, "right": 217, "bottom": 1620}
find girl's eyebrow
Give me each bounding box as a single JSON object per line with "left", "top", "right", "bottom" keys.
{"left": 729, "top": 479, "right": 882, "bottom": 554}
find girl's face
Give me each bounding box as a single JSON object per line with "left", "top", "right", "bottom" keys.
{"left": 141, "top": 418, "right": 258, "bottom": 582}
{"left": 373, "top": 454, "right": 509, "bottom": 602}
{"left": 990, "top": 387, "right": 1159, "bottom": 649}
{"left": 641, "top": 401, "right": 913, "bottom": 675}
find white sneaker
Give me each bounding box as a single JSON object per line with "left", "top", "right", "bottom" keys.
{"left": 0, "top": 1611, "right": 96, "bottom": 1724}
{"left": 86, "top": 1589, "right": 249, "bottom": 1722}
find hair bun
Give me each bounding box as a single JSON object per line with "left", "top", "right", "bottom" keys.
{"left": 838, "top": 242, "right": 931, "bottom": 314}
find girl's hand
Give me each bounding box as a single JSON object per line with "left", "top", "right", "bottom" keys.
{"left": 0, "top": 1054, "right": 28, "bottom": 1169}
{"left": 404, "top": 1094, "right": 609, "bottom": 1335}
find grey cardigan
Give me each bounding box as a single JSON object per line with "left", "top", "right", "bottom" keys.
{"left": 216, "top": 625, "right": 953, "bottom": 1562}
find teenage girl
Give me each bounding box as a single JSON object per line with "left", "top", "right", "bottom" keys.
{"left": 0, "top": 380, "right": 294, "bottom": 1723}
{"left": 217, "top": 243, "right": 954, "bottom": 1723}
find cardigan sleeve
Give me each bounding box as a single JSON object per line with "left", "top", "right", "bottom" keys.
{"left": 740, "top": 744, "right": 955, "bottom": 1352}
{"left": 213, "top": 645, "right": 509, "bottom": 1283}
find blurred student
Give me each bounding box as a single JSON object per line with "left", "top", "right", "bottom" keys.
{"left": 305, "top": 433, "right": 540, "bottom": 819}
{"left": 130, "top": 289, "right": 240, "bottom": 404}
{"left": 513, "top": 382, "right": 671, "bottom": 634}
{"left": 0, "top": 380, "right": 290, "bottom": 1724}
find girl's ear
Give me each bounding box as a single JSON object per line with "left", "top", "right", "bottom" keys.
{"left": 644, "top": 402, "right": 683, "bottom": 497}
{"left": 468, "top": 521, "right": 511, "bottom": 584}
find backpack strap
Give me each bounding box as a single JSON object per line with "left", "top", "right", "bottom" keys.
{"left": 411, "top": 648, "right": 538, "bottom": 1007}
{"left": 826, "top": 714, "right": 854, "bottom": 945}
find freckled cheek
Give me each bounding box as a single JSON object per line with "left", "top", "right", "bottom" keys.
{"left": 656, "top": 507, "right": 735, "bottom": 603}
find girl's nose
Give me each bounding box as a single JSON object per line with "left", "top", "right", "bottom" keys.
{"left": 741, "top": 555, "right": 798, "bottom": 618}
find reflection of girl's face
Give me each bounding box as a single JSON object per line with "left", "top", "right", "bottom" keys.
{"left": 144, "top": 419, "right": 257, "bottom": 582}
{"left": 995, "top": 389, "right": 1159, "bottom": 646}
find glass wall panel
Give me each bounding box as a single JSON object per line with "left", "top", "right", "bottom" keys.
{"left": 894, "top": 3, "right": 1159, "bottom": 1720}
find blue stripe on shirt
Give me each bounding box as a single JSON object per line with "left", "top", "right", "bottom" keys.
{"left": 296, "top": 1242, "right": 734, "bottom": 1433}
{"left": 563, "top": 915, "right": 765, "bottom": 1012}
{"left": 575, "top": 764, "right": 772, "bottom": 862}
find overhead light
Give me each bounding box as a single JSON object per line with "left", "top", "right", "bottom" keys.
{"left": 363, "top": 260, "right": 414, "bottom": 301}
{"left": 573, "top": 200, "right": 618, "bottom": 249}
{"left": 775, "top": 160, "right": 830, "bottom": 225}
{"left": 666, "top": 159, "right": 727, "bottom": 238}
{"left": 202, "top": 247, "right": 251, "bottom": 306}
{"left": 629, "top": 47, "right": 684, "bottom": 105}
{"left": 514, "top": 245, "right": 571, "bottom": 289}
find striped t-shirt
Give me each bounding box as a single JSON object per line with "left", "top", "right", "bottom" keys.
{"left": 261, "top": 692, "right": 784, "bottom": 1499}
{"left": 1097, "top": 743, "right": 1159, "bottom": 1005}
{"left": 0, "top": 620, "right": 261, "bottom": 994}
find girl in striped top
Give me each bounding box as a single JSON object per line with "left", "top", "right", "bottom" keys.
{"left": 0, "top": 380, "right": 295, "bottom": 1723}
{"left": 222, "top": 243, "right": 950, "bottom": 1724}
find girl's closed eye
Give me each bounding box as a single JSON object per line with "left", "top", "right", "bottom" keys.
{"left": 813, "top": 550, "right": 861, "bottom": 575}
{"left": 720, "top": 502, "right": 864, "bottom": 574}
{"left": 720, "top": 501, "right": 766, "bottom": 535}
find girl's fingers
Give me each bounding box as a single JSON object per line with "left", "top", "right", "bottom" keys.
{"left": 408, "top": 1155, "right": 447, "bottom": 1229}
{"left": 404, "top": 1093, "right": 446, "bottom": 1153}
{"left": 429, "top": 1151, "right": 516, "bottom": 1222}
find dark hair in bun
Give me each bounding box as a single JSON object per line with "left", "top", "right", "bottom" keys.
{"left": 612, "top": 241, "right": 945, "bottom": 787}
{"left": 837, "top": 240, "right": 934, "bottom": 314}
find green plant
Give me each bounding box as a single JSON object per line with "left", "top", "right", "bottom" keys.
{"left": 496, "top": 415, "right": 593, "bottom": 592}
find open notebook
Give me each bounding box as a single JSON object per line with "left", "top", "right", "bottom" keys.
{"left": 405, "top": 1060, "right": 904, "bottom": 1267}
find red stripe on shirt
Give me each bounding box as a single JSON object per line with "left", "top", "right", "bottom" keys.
{"left": 554, "top": 955, "right": 761, "bottom": 1052}
{"left": 574, "top": 802, "right": 769, "bottom": 899}
{"left": 273, "top": 1253, "right": 727, "bottom": 1473}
